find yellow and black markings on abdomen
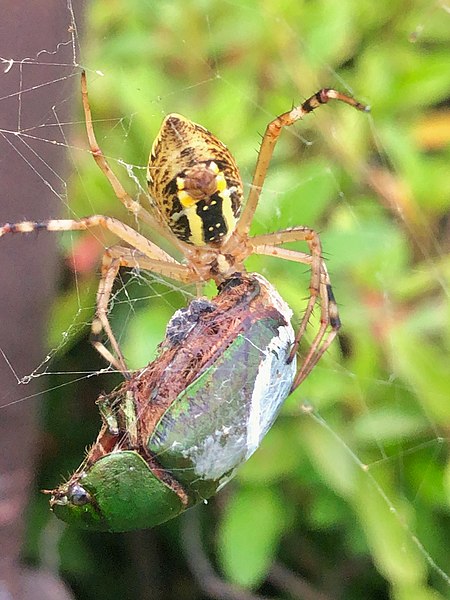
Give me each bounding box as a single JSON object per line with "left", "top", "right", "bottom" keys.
{"left": 163, "top": 169, "right": 239, "bottom": 246}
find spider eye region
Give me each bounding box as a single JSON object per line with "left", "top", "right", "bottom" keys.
{"left": 147, "top": 113, "right": 244, "bottom": 246}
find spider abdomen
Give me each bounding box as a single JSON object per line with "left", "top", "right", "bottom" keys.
{"left": 147, "top": 114, "right": 243, "bottom": 246}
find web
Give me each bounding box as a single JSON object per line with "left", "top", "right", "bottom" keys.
{"left": 0, "top": 1, "right": 449, "bottom": 599}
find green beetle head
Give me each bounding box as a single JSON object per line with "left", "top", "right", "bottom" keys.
{"left": 49, "top": 451, "right": 185, "bottom": 532}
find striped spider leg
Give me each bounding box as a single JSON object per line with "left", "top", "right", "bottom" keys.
{"left": 228, "top": 90, "right": 369, "bottom": 391}
{"left": 248, "top": 232, "right": 339, "bottom": 392}
{"left": 0, "top": 217, "right": 196, "bottom": 373}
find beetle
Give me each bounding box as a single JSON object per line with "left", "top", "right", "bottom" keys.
{"left": 1, "top": 77, "right": 367, "bottom": 530}
{"left": 48, "top": 272, "right": 297, "bottom": 531}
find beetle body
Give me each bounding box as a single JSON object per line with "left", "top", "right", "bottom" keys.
{"left": 50, "top": 273, "right": 296, "bottom": 531}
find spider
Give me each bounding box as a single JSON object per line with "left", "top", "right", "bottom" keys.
{"left": 0, "top": 72, "right": 368, "bottom": 390}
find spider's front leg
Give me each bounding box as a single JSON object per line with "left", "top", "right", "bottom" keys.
{"left": 0, "top": 217, "right": 194, "bottom": 373}
{"left": 81, "top": 71, "right": 190, "bottom": 256}
{"left": 234, "top": 88, "right": 369, "bottom": 238}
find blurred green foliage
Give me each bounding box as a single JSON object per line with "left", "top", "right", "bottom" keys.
{"left": 26, "top": 0, "right": 450, "bottom": 598}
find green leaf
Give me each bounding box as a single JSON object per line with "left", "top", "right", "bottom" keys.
{"left": 388, "top": 325, "right": 450, "bottom": 426}
{"left": 443, "top": 461, "right": 450, "bottom": 508}
{"left": 355, "top": 471, "right": 427, "bottom": 587}
{"left": 300, "top": 418, "right": 357, "bottom": 499}
{"left": 353, "top": 407, "right": 428, "bottom": 443}
{"left": 237, "top": 421, "right": 302, "bottom": 484}
{"left": 393, "top": 585, "right": 447, "bottom": 600}
{"left": 48, "top": 281, "right": 95, "bottom": 351}
{"left": 217, "top": 487, "right": 289, "bottom": 588}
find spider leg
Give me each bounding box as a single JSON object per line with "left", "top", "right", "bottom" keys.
{"left": 81, "top": 71, "right": 194, "bottom": 257}
{"left": 1, "top": 216, "right": 180, "bottom": 264}
{"left": 0, "top": 218, "right": 195, "bottom": 371}
{"left": 234, "top": 89, "right": 368, "bottom": 238}
{"left": 251, "top": 226, "right": 325, "bottom": 339}
{"left": 250, "top": 232, "right": 340, "bottom": 391}
{"left": 92, "top": 245, "right": 196, "bottom": 375}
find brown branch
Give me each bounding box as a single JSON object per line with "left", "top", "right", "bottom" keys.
{"left": 181, "top": 508, "right": 273, "bottom": 600}
{"left": 268, "top": 563, "right": 333, "bottom": 600}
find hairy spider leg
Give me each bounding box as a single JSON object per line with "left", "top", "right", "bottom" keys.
{"left": 235, "top": 88, "right": 369, "bottom": 237}
{"left": 229, "top": 89, "right": 368, "bottom": 382}
{"left": 0, "top": 218, "right": 194, "bottom": 372}
{"left": 92, "top": 245, "right": 196, "bottom": 372}
{"left": 81, "top": 71, "right": 192, "bottom": 259}
{"left": 249, "top": 233, "right": 339, "bottom": 391}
